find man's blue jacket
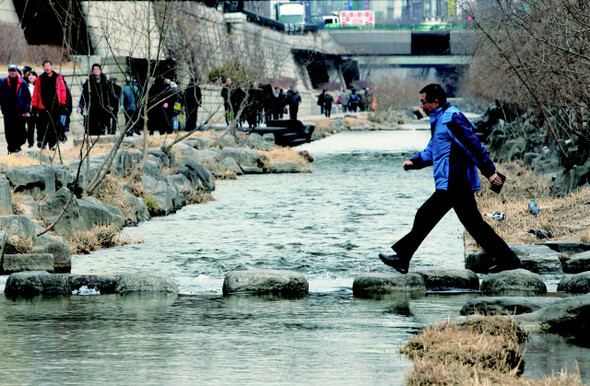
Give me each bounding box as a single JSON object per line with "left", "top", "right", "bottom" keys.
{"left": 410, "top": 102, "right": 496, "bottom": 191}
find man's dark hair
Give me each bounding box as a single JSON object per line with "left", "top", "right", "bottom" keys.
{"left": 420, "top": 84, "right": 447, "bottom": 105}
{"left": 91, "top": 63, "right": 102, "bottom": 71}
{"left": 42, "top": 60, "right": 52, "bottom": 66}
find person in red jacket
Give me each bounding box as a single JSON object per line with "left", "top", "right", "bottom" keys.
{"left": 0, "top": 65, "right": 31, "bottom": 153}
{"left": 31, "top": 60, "right": 67, "bottom": 150}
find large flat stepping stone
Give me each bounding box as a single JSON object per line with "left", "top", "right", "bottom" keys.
{"left": 222, "top": 269, "right": 309, "bottom": 297}
{"left": 562, "top": 251, "right": 590, "bottom": 274}
{"left": 481, "top": 269, "right": 547, "bottom": 296}
{"left": 557, "top": 272, "right": 590, "bottom": 294}
{"left": 415, "top": 269, "right": 479, "bottom": 291}
{"left": 1, "top": 253, "right": 54, "bottom": 274}
{"left": 466, "top": 244, "right": 562, "bottom": 274}
{"left": 461, "top": 296, "right": 563, "bottom": 316}
{"left": 352, "top": 273, "right": 426, "bottom": 298}
{"left": 4, "top": 271, "right": 178, "bottom": 297}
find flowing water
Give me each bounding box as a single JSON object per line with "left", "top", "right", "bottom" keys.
{"left": 1, "top": 129, "right": 589, "bottom": 385}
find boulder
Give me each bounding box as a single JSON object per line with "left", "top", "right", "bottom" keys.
{"left": 223, "top": 269, "right": 309, "bottom": 297}
{"left": 539, "top": 242, "right": 590, "bottom": 255}
{"left": 81, "top": 196, "right": 125, "bottom": 229}
{"left": 481, "top": 269, "right": 547, "bottom": 296}
{"left": 466, "top": 244, "right": 562, "bottom": 274}
{"left": 415, "top": 269, "right": 479, "bottom": 291}
{"left": 1, "top": 253, "right": 54, "bottom": 274}
{"left": 143, "top": 160, "right": 162, "bottom": 179}
{"left": 219, "top": 157, "right": 243, "bottom": 175}
{"left": 77, "top": 198, "right": 117, "bottom": 230}
{"left": 32, "top": 232, "right": 71, "bottom": 273}
{"left": 148, "top": 149, "right": 173, "bottom": 168}
{"left": 110, "top": 149, "right": 135, "bottom": 177}
{"left": 115, "top": 272, "right": 179, "bottom": 294}
{"left": 2, "top": 165, "right": 56, "bottom": 198}
{"left": 269, "top": 161, "right": 302, "bottom": 173}
{"left": 38, "top": 187, "right": 82, "bottom": 235}
{"left": 519, "top": 293, "right": 590, "bottom": 343}
{"left": 177, "top": 159, "right": 215, "bottom": 192}
{"left": 553, "top": 157, "right": 590, "bottom": 196}
{"left": 191, "top": 137, "right": 214, "bottom": 149}
{"left": 0, "top": 175, "right": 12, "bottom": 215}
{"left": 53, "top": 164, "right": 84, "bottom": 195}
{"left": 0, "top": 229, "right": 7, "bottom": 258}
{"left": 562, "top": 250, "right": 590, "bottom": 274}
{"left": 460, "top": 296, "right": 563, "bottom": 316}
{"left": 4, "top": 271, "right": 71, "bottom": 297}
{"left": 70, "top": 273, "right": 121, "bottom": 294}
{"left": 557, "top": 272, "right": 590, "bottom": 294}
{"left": 168, "top": 174, "right": 193, "bottom": 197}
{"left": 352, "top": 273, "right": 426, "bottom": 297}
{"left": 0, "top": 215, "right": 37, "bottom": 239}
{"left": 16, "top": 194, "right": 38, "bottom": 218}
{"left": 220, "top": 147, "right": 262, "bottom": 169}
{"left": 141, "top": 175, "right": 176, "bottom": 215}
{"left": 241, "top": 166, "right": 264, "bottom": 174}
{"left": 186, "top": 149, "right": 221, "bottom": 174}
{"left": 122, "top": 190, "right": 150, "bottom": 225}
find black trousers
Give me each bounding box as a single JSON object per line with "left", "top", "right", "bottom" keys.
{"left": 3, "top": 114, "right": 26, "bottom": 152}
{"left": 37, "top": 109, "right": 59, "bottom": 149}
{"left": 25, "top": 115, "right": 36, "bottom": 146}
{"left": 289, "top": 104, "right": 298, "bottom": 120}
{"left": 393, "top": 189, "right": 515, "bottom": 261}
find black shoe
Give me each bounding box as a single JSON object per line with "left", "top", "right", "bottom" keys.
{"left": 379, "top": 253, "right": 410, "bottom": 274}
{"left": 488, "top": 257, "right": 523, "bottom": 273}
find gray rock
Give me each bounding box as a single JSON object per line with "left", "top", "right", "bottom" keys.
{"left": 168, "top": 174, "right": 193, "bottom": 196}
{"left": 53, "top": 164, "right": 84, "bottom": 195}
{"left": 148, "top": 149, "right": 173, "bottom": 168}
{"left": 1, "top": 253, "right": 54, "bottom": 274}
{"left": 262, "top": 133, "right": 275, "bottom": 143}
{"left": 141, "top": 175, "right": 175, "bottom": 215}
{"left": 0, "top": 215, "right": 37, "bottom": 239}
{"left": 177, "top": 158, "right": 215, "bottom": 192}
{"left": 523, "top": 152, "right": 542, "bottom": 168}
{"left": 223, "top": 269, "right": 309, "bottom": 297}
{"left": 221, "top": 147, "right": 262, "bottom": 169}
{"left": 4, "top": 271, "right": 71, "bottom": 297}
{"left": 241, "top": 166, "right": 264, "bottom": 174}
{"left": 219, "top": 157, "right": 243, "bottom": 175}
{"left": 115, "top": 272, "right": 179, "bottom": 294}
{"left": 38, "top": 187, "right": 82, "bottom": 235}
{"left": 466, "top": 244, "right": 562, "bottom": 274}
{"left": 77, "top": 198, "right": 117, "bottom": 230}
{"left": 0, "top": 175, "right": 12, "bottom": 215}
{"left": 352, "top": 273, "right": 426, "bottom": 297}
{"left": 0, "top": 229, "right": 7, "bottom": 259}
{"left": 481, "top": 269, "right": 547, "bottom": 296}
{"left": 557, "top": 272, "right": 590, "bottom": 294}
{"left": 174, "top": 145, "right": 201, "bottom": 163}
{"left": 2, "top": 165, "right": 56, "bottom": 198}
{"left": 460, "top": 296, "right": 562, "bottom": 316}
{"left": 122, "top": 190, "right": 150, "bottom": 225}
{"left": 188, "top": 149, "right": 221, "bottom": 174}
{"left": 110, "top": 149, "right": 135, "bottom": 177}
{"left": 192, "top": 137, "right": 214, "bottom": 149}
{"left": 269, "top": 161, "right": 302, "bottom": 173}
{"left": 553, "top": 157, "right": 590, "bottom": 196}
{"left": 519, "top": 293, "right": 590, "bottom": 343}
{"left": 540, "top": 242, "right": 590, "bottom": 255}
{"left": 415, "top": 269, "right": 479, "bottom": 291}
{"left": 81, "top": 196, "right": 125, "bottom": 229}
{"left": 562, "top": 250, "right": 590, "bottom": 274}
{"left": 32, "top": 232, "right": 71, "bottom": 273}
{"left": 143, "top": 160, "right": 161, "bottom": 179}
{"left": 16, "top": 195, "right": 38, "bottom": 218}
{"left": 70, "top": 273, "right": 121, "bottom": 294}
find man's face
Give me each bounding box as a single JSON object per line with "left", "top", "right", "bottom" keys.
{"left": 226, "top": 78, "right": 232, "bottom": 86}
{"left": 92, "top": 66, "right": 101, "bottom": 77}
{"left": 420, "top": 92, "right": 438, "bottom": 115}
{"left": 293, "top": 89, "right": 298, "bottom": 94}
{"left": 43, "top": 63, "right": 53, "bottom": 74}
{"left": 8, "top": 69, "right": 18, "bottom": 78}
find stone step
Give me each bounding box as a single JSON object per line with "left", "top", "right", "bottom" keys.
{"left": 1, "top": 253, "right": 54, "bottom": 274}
{"left": 222, "top": 269, "right": 309, "bottom": 297}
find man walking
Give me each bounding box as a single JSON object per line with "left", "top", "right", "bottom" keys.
{"left": 78, "top": 63, "right": 114, "bottom": 135}
{"left": 379, "top": 84, "right": 522, "bottom": 274}
{"left": 288, "top": 87, "right": 302, "bottom": 120}
{"left": 31, "top": 60, "right": 67, "bottom": 150}
{"left": 0, "top": 65, "right": 31, "bottom": 153}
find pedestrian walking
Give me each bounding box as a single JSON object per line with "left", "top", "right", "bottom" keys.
{"left": 78, "top": 63, "right": 114, "bottom": 135}
{"left": 121, "top": 76, "right": 141, "bottom": 135}
{"left": 24, "top": 70, "right": 37, "bottom": 148}
{"left": 348, "top": 89, "right": 360, "bottom": 112}
{"left": 340, "top": 89, "right": 349, "bottom": 113}
{"left": 378, "top": 84, "right": 522, "bottom": 274}
{"left": 323, "top": 90, "right": 334, "bottom": 117}
{"left": 288, "top": 87, "right": 302, "bottom": 120}
{"left": 0, "top": 65, "right": 31, "bottom": 153}
{"left": 184, "top": 80, "right": 202, "bottom": 132}
{"left": 31, "top": 60, "right": 67, "bottom": 150}
{"left": 109, "top": 77, "right": 121, "bottom": 134}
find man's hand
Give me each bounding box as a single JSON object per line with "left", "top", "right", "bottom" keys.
{"left": 489, "top": 172, "right": 503, "bottom": 186}
{"left": 403, "top": 160, "right": 413, "bottom": 171}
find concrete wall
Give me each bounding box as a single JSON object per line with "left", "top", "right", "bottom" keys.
{"left": 0, "top": 0, "right": 18, "bottom": 25}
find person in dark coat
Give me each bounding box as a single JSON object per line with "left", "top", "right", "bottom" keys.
{"left": 288, "top": 87, "right": 302, "bottom": 120}
{"left": 147, "top": 77, "right": 174, "bottom": 135}
{"left": 269, "top": 86, "right": 282, "bottom": 120}
{"left": 109, "top": 77, "right": 121, "bottom": 134}
{"left": 323, "top": 90, "right": 334, "bottom": 117}
{"left": 184, "top": 80, "right": 202, "bottom": 132}
{"left": 348, "top": 89, "right": 361, "bottom": 112}
{"left": 78, "top": 63, "right": 114, "bottom": 135}
{"left": 121, "top": 76, "right": 141, "bottom": 135}
{"left": 0, "top": 64, "right": 31, "bottom": 153}
{"left": 24, "top": 70, "right": 37, "bottom": 148}
{"left": 31, "top": 60, "right": 67, "bottom": 150}
{"left": 317, "top": 89, "right": 326, "bottom": 115}
{"left": 220, "top": 77, "right": 235, "bottom": 124}
{"left": 378, "top": 84, "right": 522, "bottom": 274}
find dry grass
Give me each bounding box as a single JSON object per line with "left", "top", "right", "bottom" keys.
{"left": 92, "top": 175, "right": 131, "bottom": 215}
{"left": 0, "top": 154, "right": 41, "bottom": 169}
{"left": 68, "top": 224, "right": 141, "bottom": 255}
{"left": 470, "top": 161, "right": 590, "bottom": 250}
{"left": 257, "top": 147, "right": 309, "bottom": 167}
{"left": 183, "top": 188, "right": 215, "bottom": 205}
{"left": 309, "top": 117, "right": 335, "bottom": 139}
{"left": 3, "top": 234, "right": 34, "bottom": 254}
{"left": 401, "top": 316, "right": 581, "bottom": 385}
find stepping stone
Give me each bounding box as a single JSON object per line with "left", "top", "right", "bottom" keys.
{"left": 481, "top": 269, "right": 547, "bottom": 296}
{"left": 415, "top": 269, "right": 479, "bottom": 291}
{"left": 557, "top": 271, "right": 590, "bottom": 294}
{"left": 352, "top": 273, "right": 426, "bottom": 298}
{"left": 223, "top": 269, "right": 309, "bottom": 297}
